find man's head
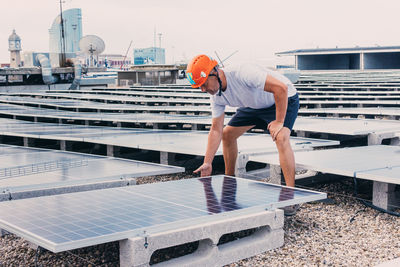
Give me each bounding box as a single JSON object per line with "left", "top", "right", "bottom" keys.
{"left": 186, "top": 54, "right": 218, "bottom": 86}
{"left": 186, "top": 55, "right": 223, "bottom": 95}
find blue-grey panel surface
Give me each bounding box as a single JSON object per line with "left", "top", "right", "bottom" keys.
{"left": 355, "top": 166, "right": 400, "bottom": 184}
{"left": 0, "top": 175, "right": 326, "bottom": 252}
{"left": 250, "top": 145, "right": 400, "bottom": 184}
{"left": 0, "top": 145, "right": 184, "bottom": 194}
{"left": 0, "top": 118, "right": 339, "bottom": 156}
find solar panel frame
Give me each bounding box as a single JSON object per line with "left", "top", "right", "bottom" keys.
{"left": 355, "top": 166, "right": 400, "bottom": 184}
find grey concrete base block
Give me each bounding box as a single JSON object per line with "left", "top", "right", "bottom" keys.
{"left": 235, "top": 153, "right": 249, "bottom": 178}
{"left": 373, "top": 181, "right": 397, "bottom": 211}
{"left": 107, "top": 145, "right": 114, "bottom": 157}
{"left": 119, "top": 210, "right": 284, "bottom": 267}
{"left": 390, "top": 136, "right": 399, "bottom": 145}
{"left": 368, "top": 132, "right": 398, "bottom": 146}
{"left": 239, "top": 167, "right": 270, "bottom": 181}
{"left": 269, "top": 164, "right": 282, "bottom": 185}
{"left": 160, "top": 152, "right": 175, "bottom": 165}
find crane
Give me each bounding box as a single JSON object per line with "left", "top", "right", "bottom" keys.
{"left": 120, "top": 40, "right": 133, "bottom": 70}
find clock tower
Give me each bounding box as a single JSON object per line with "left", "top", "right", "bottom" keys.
{"left": 8, "top": 29, "right": 21, "bottom": 68}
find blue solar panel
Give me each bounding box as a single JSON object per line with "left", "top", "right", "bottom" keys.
{"left": 0, "top": 175, "right": 326, "bottom": 252}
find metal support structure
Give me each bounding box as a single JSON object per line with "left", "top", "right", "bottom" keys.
{"left": 0, "top": 159, "right": 89, "bottom": 180}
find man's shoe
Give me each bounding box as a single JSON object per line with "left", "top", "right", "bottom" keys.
{"left": 282, "top": 204, "right": 300, "bottom": 216}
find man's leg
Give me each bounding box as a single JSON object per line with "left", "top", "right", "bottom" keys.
{"left": 222, "top": 125, "right": 254, "bottom": 176}
{"left": 274, "top": 127, "right": 295, "bottom": 187}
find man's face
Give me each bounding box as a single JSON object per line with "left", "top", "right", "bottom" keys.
{"left": 200, "top": 74, "right": 219, "bottom": 95}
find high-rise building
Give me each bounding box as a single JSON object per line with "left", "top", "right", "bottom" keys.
{"left": 134, "top": 47, "right": 165, "bottom": 65}
{"left": 48, "top": 8, "right": 82, "bottom": 66}
{"left": 8, "top": 29, "right": 21, "bottom": 68}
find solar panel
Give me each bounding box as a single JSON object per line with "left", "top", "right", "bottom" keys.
{"left": 299, "top": 107, "right": 400, "bottom": 118}
{"left": 295, "top": 117, "right": 400, "bottom": 136}
{"left": 0, "top": 175, "right": 326, "bottom": 252}
{"left": 87, "top": 130, "right": 338, "bottom": 156}
{"left": 250, "top": 145, "right": 400, "bottom": 184}
{"left": 10, "top": 92, "right": 211, "bottom": 105}
{"left": 0, "top": 145, "right": 184, "bottom": 198}
{"left": 0, "top": 118, "right": 340, "bottom": 156}
{"left": 47, "top": 89, "right": 209, "bottom": 99}
{"left": 0, "top": 96, "right": 236, "bottom": 114}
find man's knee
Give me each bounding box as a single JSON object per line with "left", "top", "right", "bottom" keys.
{"left": 222, "top": 127, "right": 236, "bottom": 143}
{"left": 275, "top": 127, "right": 291, "bottom": 146}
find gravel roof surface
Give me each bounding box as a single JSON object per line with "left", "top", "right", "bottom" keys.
{"left": 1, "top": 173, "right": 399, "bottom": 267}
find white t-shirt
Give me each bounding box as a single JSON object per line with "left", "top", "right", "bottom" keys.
{"left": 210, "top": 64, "right": 297, "bottom": 118}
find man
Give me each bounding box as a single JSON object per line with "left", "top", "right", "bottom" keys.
{"left": 186, "top": 54, "right": 300, "bottom": 215}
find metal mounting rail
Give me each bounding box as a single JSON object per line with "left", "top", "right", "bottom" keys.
{"left": 0, "top": 159, "right": 89, "bottom": 180}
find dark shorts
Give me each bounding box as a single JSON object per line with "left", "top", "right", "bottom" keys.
{"left": 228, "top": 93, "right": 299, "bottom": 131}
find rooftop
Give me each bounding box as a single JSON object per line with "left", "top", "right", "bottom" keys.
{"left": 276, "top": 45, "right": 400, "bottom": 56}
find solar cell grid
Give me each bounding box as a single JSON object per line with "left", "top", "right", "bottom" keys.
{"left": 0, "top": 175, "right": 326, "bottom": 252}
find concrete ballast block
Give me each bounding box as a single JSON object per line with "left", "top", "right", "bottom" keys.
{"left": 120, "top": 209, "right": 284, "bottom": 267}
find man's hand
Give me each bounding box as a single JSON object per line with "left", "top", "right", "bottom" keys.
{"left": 267, "top": 120, "right": 284, "bottom": 141}
{"left": 194, "top": 163, "right": 212, "bottom": 177}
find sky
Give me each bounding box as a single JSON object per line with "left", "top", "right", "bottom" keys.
{"left": 1, "top": 0, "right": 400, "bottom": 67}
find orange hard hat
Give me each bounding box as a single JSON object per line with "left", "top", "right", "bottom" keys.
{"left": 186, "top": 55, "right": 218, "bottom": 88}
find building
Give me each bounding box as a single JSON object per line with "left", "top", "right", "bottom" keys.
{"left": 49, "top": 8, "right": 82, "bottom": 66}
{"left": 276, "top": 46, "right": 400, "bottom": 71}
{"left": 8, "top": 29, "right": 22, "bottom": 68}
{"left": 117, "top": 65, "right": 178, "bottom": 86}
{"left": 98, "top": 54, "right": 131, "bottom": 69}
{"left": 134, "top": 47, "right": 165, "bottom": 65}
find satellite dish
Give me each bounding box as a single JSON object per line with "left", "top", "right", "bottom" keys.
{"left": 79, "top": 35, "right": 105, "bottom": 55}
{"left": 79, "top": 35, "right": 105, "bottom": 67}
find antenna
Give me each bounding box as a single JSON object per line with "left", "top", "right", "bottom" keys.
{"left": 158, "top": 33, "right": 162, "bottom": 48}
{"left": 153, "top": 27, "right": 156, "bottom": 48}
{"left": 214, "top": 51, "right": 224, "bottom": 67}
{"left": 222, "top": 50, "right": 239, "bottom": 63}
{"left": 59, "top": 0, "right": 67, "bottom": 67}
{"left": 153, "top": 27, "right": 156, "bottom": 63}
{"left": 214, "top": 50, "right": 239, "bottom": 67}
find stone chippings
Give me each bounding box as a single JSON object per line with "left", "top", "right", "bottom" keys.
{"left": 0, "top": 173, "right": 399, "bottom": 267}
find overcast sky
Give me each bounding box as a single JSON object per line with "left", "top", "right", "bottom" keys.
{"left": 1, "top": 0, "right": 399, "bottom": 66}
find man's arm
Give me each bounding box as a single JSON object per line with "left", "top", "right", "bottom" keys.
{"left": 194, "top": 113, "right": 225, "bottom": 176}
{"left": 264, "top": 75, "right": 288, "bottom": 140}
